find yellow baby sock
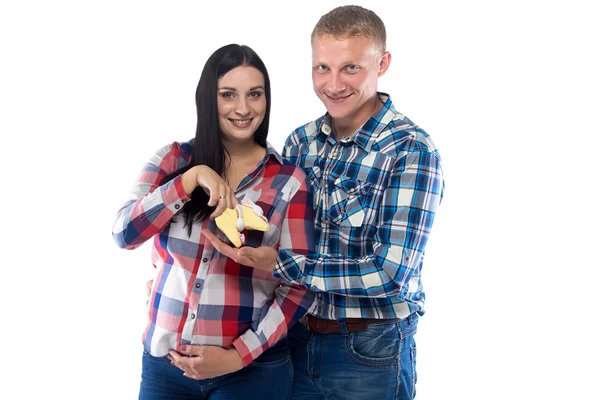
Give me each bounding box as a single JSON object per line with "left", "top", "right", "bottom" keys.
{"left": 215, "top": 199, "right": 270, "bottom": 247}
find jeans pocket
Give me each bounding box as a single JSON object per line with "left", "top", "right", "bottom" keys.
{"left": 344, "top": 322, "right": 400, "bottom": 366}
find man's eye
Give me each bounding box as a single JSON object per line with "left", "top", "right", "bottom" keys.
{"left": 317, "top": 65, "right": 328, "bottom": 72}
{"left": 346, "top": 65, "right": 360, "bottom": 72}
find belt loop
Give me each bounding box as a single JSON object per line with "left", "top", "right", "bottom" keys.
{"left": 408, "top": 313, "right": 417, "bottom": 325}
{"left": 338, "top": 319, "right": 349, "bottom": 336}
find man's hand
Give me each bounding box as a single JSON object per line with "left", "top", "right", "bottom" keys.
{"left": 168, "top": 345, "right": 244, "bottom": 380}
{"left": 202, "top": 229, "right": 277, "bottom": 273}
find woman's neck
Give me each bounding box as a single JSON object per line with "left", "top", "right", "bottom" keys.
{"left": 223, "top": 139, "right": 267, "bottom": 190}
{"left": 224, "top": 138, "right": 263, "bottom": 159}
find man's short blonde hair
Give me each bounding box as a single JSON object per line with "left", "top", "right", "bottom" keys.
{"left": 311, "top": 5, "right": 386, "bottom": 55}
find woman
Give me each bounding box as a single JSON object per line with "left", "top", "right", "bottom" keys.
{"left": 112, "top": 44, "right": 315, "bottom": 399}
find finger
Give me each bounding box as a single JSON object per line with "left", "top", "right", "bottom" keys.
{"left": 179, "top": 344, "right": 204, "bottom": 357}
{"left": 238, "top": 247, "right": 256, "bottom": 259}
{"left": 169, "top": 350, "right": 183, "bottom": 361}
{"left": 168, "top": 356, "right": 181, "bottom": 370}
{"left": 210, "top": 198, "right": 226, "bottom": 219}
{"left": 229, "top": 189, "right": 239, "bottom": 208}
{"left": 205, "top": 180, "right": 220, "bottom": 207}
{"left": 172, "top": 356, "right": 191, "bottom": 372}
{"left": 202, "top": 229, "right": 220, "bottom": 247}
{"left": 225, "top": 186, "right": 234, "bottom": 210}
{"left": 210, "top": 186, "right": 228, "bottom": 219}
{"left": 203, "top": 229, "right": 241, "bottom": 261}
{"left": 183, "top": 372, "right": 202, "bottom": 380}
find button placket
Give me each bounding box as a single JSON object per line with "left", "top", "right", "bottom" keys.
{"left": 321, "top": 143, "right": 341, "bottom": 252}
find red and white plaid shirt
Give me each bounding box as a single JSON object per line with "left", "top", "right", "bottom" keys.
{"left": 113, "top": 140, "right": 316, "bottom": 365}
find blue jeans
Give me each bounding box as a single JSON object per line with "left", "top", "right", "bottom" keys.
{"left": 288, "top": 314, "right": 418, "bottom": 400}
{"left": 139, "top": 340, "right": 293, "bottom": 399}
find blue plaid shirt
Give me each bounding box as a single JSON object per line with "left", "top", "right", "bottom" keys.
{"left": 274, "top": 93, "right": 444, "bottom": 320}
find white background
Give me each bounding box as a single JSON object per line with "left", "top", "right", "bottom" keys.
{"left": 1, "top": 0, "right": 599, "bottom": 399}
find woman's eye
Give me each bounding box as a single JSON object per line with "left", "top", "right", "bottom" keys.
{"left": 221, "top": 92, "right": 235, "bottom": 99}
{"left": 249, "top": 91, "right": 263, "bottom": 98}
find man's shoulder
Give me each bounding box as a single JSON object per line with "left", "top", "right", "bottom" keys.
{"left": 285, "top": 116, "right": 324, "bottom": 147}
{"left": 374, "top": 113, "right": 440, "bottom": 157}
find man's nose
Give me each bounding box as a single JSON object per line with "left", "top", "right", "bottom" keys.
{"left": 326, "top": 72, "right": 346, "bottom": 94}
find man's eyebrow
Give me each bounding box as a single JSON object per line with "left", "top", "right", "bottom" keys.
{"left": 313, "top": 60, "right": 358, "bottom": 66}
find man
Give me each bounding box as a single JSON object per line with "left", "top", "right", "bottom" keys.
{"left": 174, "top": 5, "right": 444, "bottom": 399}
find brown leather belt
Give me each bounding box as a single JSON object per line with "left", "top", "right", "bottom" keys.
{"left": 301, "top": 314, "right": 399, "bottom": 334}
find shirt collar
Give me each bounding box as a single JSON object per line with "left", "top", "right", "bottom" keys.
{"left": 316, "top": 92, "right": 398, "bottom": 151}
{"left": 266, "top": 142, "right": 284, "bottom": 164}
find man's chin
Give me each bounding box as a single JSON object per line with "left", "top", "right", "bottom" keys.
{"left": 320, "top": 100, "right": 346, "bottom": 115}
{"left": 325, "top": 106, "right": 351, "bottom": 121}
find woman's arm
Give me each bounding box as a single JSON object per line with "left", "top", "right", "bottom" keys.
{"left": 112, "top": 142, "right": 237, "bottom": 249}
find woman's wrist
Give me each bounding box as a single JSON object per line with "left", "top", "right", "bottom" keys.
{"left": 181, "top": 166, "right": 200, "bottom": 195}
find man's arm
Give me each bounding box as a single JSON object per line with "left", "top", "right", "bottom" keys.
{"left": 275, "top": 150, "right": 444, "bottom": 300}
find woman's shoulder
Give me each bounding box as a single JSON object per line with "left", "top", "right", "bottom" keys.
{"left": 153, "top": 138, "right": 194, "bottom": 160}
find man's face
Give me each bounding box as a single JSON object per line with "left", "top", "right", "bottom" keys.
{"left": 312, "top": 35, "right": 389, "bottom": 127}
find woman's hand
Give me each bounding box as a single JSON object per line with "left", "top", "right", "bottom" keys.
{"left": 181, "top": 165, "right": 238, "bottom": 218}
{"left": 168, "top": 345, "right": 244, "bottom": 380}
{"left": 202, "top": 229, "right": 277, "bottom": 273}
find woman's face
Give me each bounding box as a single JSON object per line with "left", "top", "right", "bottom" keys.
{"left": 217, "top": 66, "right": 266, "bottom": 144}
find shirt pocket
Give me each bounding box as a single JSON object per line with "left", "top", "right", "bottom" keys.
{"left": 329, "top": 177, "right": 373, "bottom": 228}
{"left": 246, "top": 191, "right": 286, "bottom": 248}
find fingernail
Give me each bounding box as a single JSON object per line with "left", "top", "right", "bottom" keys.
{"left": 180, "top": 345, "right": 187, "bottom": 352}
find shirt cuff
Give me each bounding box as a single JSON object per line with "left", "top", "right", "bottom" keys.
{"left": 163, "top": 175, "right": 191, "bottom": 213}
{"left": 232, "top": 330, "right": 265, "bottom": 366}
{"left": 273, "top": 250, "right": 308, "bottom": 283}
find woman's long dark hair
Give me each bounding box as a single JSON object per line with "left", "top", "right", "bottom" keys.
{"left": 161, "top": 44, "right": 271, "bottom": 235}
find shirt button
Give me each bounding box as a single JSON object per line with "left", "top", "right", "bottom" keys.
{"left": 191, "top": 313, "right": 196, "bottom": 319}
{"left": 202, "top": 257, "right": 208, "bottom": 263}
{"left": 174, "top": 204, "right": 180, "bottom": 210}
{"left": 195, "top": 283, "right": 201, "bottom": 289}
{"left": 325, "top": 183, "right": 329, "bottom": 189}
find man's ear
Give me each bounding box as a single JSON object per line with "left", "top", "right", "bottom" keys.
{"left": 378, "top": 51, "right": 392, "bottom": 77}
